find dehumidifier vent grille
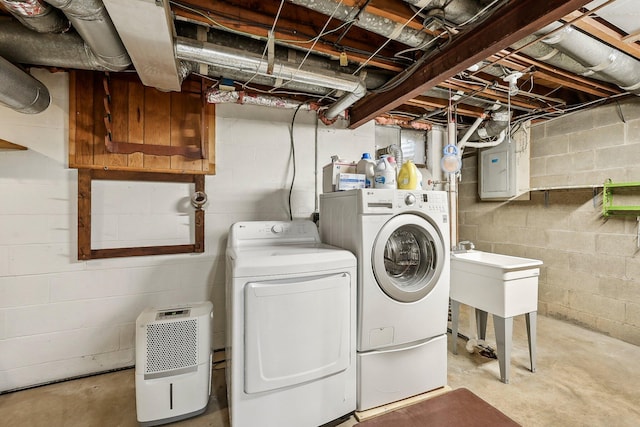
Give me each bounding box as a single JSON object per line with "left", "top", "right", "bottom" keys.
{"left": 145, "top": 319, "right": 198, "bottom": 373}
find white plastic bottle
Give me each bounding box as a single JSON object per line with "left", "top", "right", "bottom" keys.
{"left": 356, "top": 153, "right": 376, "bottom": 188}
{"left": 374, "top": 155, "right": 397, "bottom": 189}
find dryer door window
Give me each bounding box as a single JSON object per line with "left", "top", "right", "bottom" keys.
{"left": 372, "top": 214, "right": 445, "bottom": 303}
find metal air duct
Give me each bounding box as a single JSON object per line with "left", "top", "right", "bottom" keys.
{"left": 175, "top": 37, "right": 367, "bottom": 121}
{"left": 0, "top": 18, "right": 112, "bottom": 70}
{"left": 43, "top": 0, "right": 130, "bottom": 71}
{"left": 288, "top": 0, "right": 433, "bottom": 48}
{"left": 462, "top": 107, "right": 510, "bottom": 142}
{"left": 403, "top": 0, "right": 485, "bottom": 26}
{"left": 536, "top": 23, "right": 640, "bottom": 95}
{"left": 0, "top": 0, "right": 68, "bottom": 33}
{"left": 0, "top": 56, "right": 50, "bottom": 114}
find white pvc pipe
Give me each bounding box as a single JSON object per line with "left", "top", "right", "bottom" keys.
{"left": 457, "top": 115, "right": 486, "bottom": 150}
{"left": 447, "top": 121, "right": 458, "bottom": 250}
{"left": 463, "top": 129, "right": 506, "bottom": 148}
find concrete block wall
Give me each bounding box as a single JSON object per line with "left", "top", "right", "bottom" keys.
{"left": 458, "top": 98, "right": 640, "bottom": 346}
{"left": 530, "top": 99, "right": 640, "bottom": 188}
{"left": 0, "top": 69, "right": 375, "bottom": 392}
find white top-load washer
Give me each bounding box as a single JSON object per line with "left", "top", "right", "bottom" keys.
{"left": 320, "top": 189, "right": 450, "bottom": 411}
{"left": 225, "top": 220, "right": 357, "bottom": 427}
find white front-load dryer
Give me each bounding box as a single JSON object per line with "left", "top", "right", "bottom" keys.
{"left": 320, "top": 189, "right": 450, "bottom": 411}
{"left": 226, "top": 220, "right": 357, "bottom": 427}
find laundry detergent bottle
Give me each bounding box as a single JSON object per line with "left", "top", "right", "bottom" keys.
{"left": 374, "top": 155, "right": 397, "bottom": 189}
{"left": 356, "top": 153, "right": 376, "bottom": 188}
{"left": 398, "top": 160, "right": 419, "bottom": 190}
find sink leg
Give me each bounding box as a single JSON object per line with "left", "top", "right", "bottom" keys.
{"left": 450, "top": 299, "right": 460, "bottom": 355}
{"left": 526, "top": 311, "right": 537, "bottom": 373}
{"left": 475, "top": 309, "right": 488, "bottom": 341}
{"left": 493, "top": 315, "right": 513, "bottom": 384}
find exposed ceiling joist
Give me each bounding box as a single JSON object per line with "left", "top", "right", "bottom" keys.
{"left": 406, "top": 96, "right": 486, "bottom": 118}
{"left": 563, "top": 10, "right": 640, "bottom": 60}
{"left": 348, "top": 0, "right": 594, "bottom": 128}
{"left": 172, "top": 0, "right": 406, "bottom": 72}
{"left": 1, "top": 0, "right": 637, "bottom": 126}
{"left": 487, "top": 51, "right": 621, "bottom": 97}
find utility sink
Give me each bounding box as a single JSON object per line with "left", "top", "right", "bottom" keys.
{"left": 450, "top": 251, "right": 542, "bottom": 318}
{"left": 449, "top": 250, "right": 543, "bottom": 383}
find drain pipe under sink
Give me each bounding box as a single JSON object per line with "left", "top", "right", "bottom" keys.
{"left": 447, "top": 121, "right": 458, "bottom": 251}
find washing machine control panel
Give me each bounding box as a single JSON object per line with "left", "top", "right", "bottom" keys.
{"left": 397, "top": 190, "right": 448, "bottom": 213}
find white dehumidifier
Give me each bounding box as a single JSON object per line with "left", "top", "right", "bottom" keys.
{"left": 135, "top": 301, "right": 213, "bottom": 426}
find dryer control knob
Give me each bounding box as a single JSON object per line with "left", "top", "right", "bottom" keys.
{"left": 271, "top": 224, "right": 284, "bottom": 234}
{"left": 404, "top": 193, "right": 416, "bottom": 206}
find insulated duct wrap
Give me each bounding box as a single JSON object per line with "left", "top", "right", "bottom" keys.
{"left": 0, "top": 56, "right": 50, "bottom": 113}
{"left": 288, "top": 0, "right": 433, "bottom": 48}
{"left": 175, "top": 37, "right": 363, "bottom": 94}
{"left": 403, "top": 0, "right": 484, "bottom": 26}
{"left": 43, "top": 0, "right": 130, "bottom": 71}
{"left": 0, "top": 0, "right": 68, "bottom": 33}
{"left": 207, "top": 89, "right": 315, "bottom": 110}
{"left": 536, "top": 23, "right": 640, "bottom": 95}
{"left": 0, "top": 18, "right": 107, "bottom": 70}
{"left": 176, "top": 37, "right": 366, "bottom": 121}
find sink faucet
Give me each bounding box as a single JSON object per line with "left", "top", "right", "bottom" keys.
{"left": 454, "top": 240, "right": 475, "bottom": 252}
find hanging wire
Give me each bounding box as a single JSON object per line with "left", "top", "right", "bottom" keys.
{"left": 308, "top": 2, "right": 441, "bottom": 105}
{"left": 333, "top": 0, "right": 372, "bottom": 46}
{"left": 273, "top": 0, "right": 346, "bottom": 92}
{"left": 470, "top": 0, "right": 617, "bottom": 77}
{"left": 172, "top": 1, "right": 359, "bottom": 45}
{"left": 352, "top": 4, "right": 431, "bottom": 76}
{"left": 370, "top": 0, "right": 507, "bottom": 95}
{"left": 288, "top": 102, "right": 307, "bottom": 221}
{"left": 509, "top": 92, "right": 628, "bottom": 129}
{"left": 242, "top": 0, "right": 287, "bottom": 89}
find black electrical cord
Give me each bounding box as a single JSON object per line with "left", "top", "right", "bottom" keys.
{"left": 288, "top": 103, "right": 306, "bottom": 221}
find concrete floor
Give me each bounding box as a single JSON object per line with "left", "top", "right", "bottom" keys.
{"left": 2, "top": 313, "right": 639, "bottom": 427}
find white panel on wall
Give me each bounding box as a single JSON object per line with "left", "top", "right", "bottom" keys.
{"left": 91, "top": 180, "right": 193, "bottom": 249}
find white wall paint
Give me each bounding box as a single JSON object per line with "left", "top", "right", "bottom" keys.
{"left": 0, "top": 69, "right": 375, "bottom": 391}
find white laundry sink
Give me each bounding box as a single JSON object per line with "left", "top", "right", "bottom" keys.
{"left": 450, "top": 251, "right": 542, "bottom": 317}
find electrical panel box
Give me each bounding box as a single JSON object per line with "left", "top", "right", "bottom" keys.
{"left": 478, "top": 123, "right": 530, "bottom": 201}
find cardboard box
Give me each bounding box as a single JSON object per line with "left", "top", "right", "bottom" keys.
{"left": 337, "top": 173, "right": 366, "bottom": 190}
{"left": 323, "top": 162, "right": 356, "bottom": 192}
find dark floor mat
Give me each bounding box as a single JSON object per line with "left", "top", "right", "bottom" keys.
{"left": 356, "top": 388, "right": 520, "bottom": 427}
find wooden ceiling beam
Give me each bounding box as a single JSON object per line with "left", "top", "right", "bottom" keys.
{"left": 348, "top": 0, "right": 594, "bottom": 129}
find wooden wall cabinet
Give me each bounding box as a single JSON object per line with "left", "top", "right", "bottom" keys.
{"left": 69, "top": 70, "right": 215, "bottom": 175}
